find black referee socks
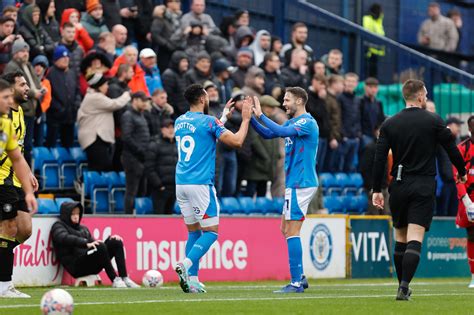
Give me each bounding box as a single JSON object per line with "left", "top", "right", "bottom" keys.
{"left": 0, "top": 236, "right": 17, "bottom": 281}
{"left": 400, "top": 240, "right": 422, "bottom": 294}
{"left": 394, "top": 242, "right": 407, "bottom": 284}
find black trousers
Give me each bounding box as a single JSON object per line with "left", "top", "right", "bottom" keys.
{"left": 46, "top": 122, "right": 75, "bottom": 148}
{"left": 68, "top": 238, "right": 127, "bottom": 282}
{"left": 151, "top": 186, "right": 176, "bottom": 215}
{"left": 85, "top": 137, "right": 114, "bottom": 172}
{"left": 245, "top": 180, "right": 267, "bottom": 197}
{"left": 122, "top": 154, "right": 146, "bottom": 214}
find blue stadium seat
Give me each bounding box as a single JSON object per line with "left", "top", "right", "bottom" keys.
{"left": 50, "top": 147, "right": 77, "bottom": 189}
{"left": 173, "top": 201, "right": 180, "bottom": 215}
{"left": 333, "top": 173, "right": 350, "bottom": 188}
{"left": 319, "top": 173, "right": 335, "bottom": 188}
{"left": 69, "top": 147, "right": 88, "bottom": 178}
{"left": 254, "top": 197, "right": 272, "bottom": 215}
{"left": 238, "top": 197, "right": 255, "bottom": 215}
{"left": 83, "top": 171, "right": 109, "bottom": 213}
{"left": 270, "top": 197, "right": 284, "bottom": 215}
{"left": 32, "top": 147, "right": 60, "bottom": 190}
{"left": 135, "top": 197, "right": 153, "bottom": 215}
{"left": 323, "top": 196, "right": 343, "bottom": 214}
{"left": 103, "top": 172, "right": 125, "bottom": 213}
{"left": 54, "top": 198, "right": 75, "bottom": 212}
{"left": 348, "top": 173, "right": 364, "bottom": 188}
{"left": 37, "top": 198, "right": 58, "bottom": 215}
{"left": 220, "top": 197, "right": 240, "bottom": 214}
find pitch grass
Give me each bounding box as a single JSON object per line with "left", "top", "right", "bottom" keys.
{"left": 1, "top": 278, "right": 474, "bottom": 314}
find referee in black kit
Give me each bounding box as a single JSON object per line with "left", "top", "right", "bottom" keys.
{"left": 372, "top": 79, "right": 467, "bottom": 300}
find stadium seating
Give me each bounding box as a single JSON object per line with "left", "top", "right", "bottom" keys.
{"left": 135, "top": 197, "right": 153, "bottom": 215}
{"left": 254, "top": 197, "right": 273, "bottom": 215}
{"left": 220, "top": 197, "right": 240, "bottom": 214}
{"left": 323, "top": 195, "right": 343, "bottom": 214}
{"left": 173, "top": 201, "right": 180, "bottom": 215}
{"left": 50, "top": 147, "right": 77, "bottom": 189}
{"left": 83, "top": 171, "right": 109, "bottom": 213}
{"left": 102, "top": 172, "right": 126, "bottom": 213}
{"left": 238, "top": 197, "right": 256, "bottom": 215}
{"left": 32, "top": 147, "right": 60, "bottom": 190}
{"left": 270, "top": 197, "right": 284, "bottom": 215}
{"left": 53, "top": 198, "right": 75, "bottom": 213}
{"left": 69, "top": 147, "right": 88, "bottom": 178}
{"left": 37, "top": 198, "right": 58, "bottom": 214}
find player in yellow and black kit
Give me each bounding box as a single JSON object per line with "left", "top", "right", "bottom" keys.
{"left": 0, "top": 76, "right": 37, "bottom": 298}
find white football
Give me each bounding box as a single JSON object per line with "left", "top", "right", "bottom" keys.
{"left": 142, "top": 269, "right": 164, "bottom": 287}
{"left": 40, "top": 288, "right": 74, "bottom": 315}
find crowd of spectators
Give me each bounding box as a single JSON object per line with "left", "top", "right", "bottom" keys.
{"left": 0, "top": 0, "right": 462, "bottom": 215}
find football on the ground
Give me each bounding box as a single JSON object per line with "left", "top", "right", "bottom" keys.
{"left": 40, "top": 288, "right": 74, "bottom": 315}
{"left": 142, "top": 270, "right": 164, "bottom": 288}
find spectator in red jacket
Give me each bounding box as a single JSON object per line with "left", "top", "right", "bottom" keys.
{"left": 110, "top": 46, "right": 149, "bottom": 96}
{"left": 60, "top": 8, "right": 94, "bottom": 53}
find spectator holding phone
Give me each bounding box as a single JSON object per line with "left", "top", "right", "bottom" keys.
{"left": 51, "top": 202, "right": 140, "bottom": 288}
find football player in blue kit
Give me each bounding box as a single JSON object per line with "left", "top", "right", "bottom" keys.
{"left": 251, "top": 87, "right": 319, "bottom": 293}
{"left": 174, "top": 84, "right": 252, "bottom": 293}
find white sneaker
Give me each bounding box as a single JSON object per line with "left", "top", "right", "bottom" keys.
{"left": 122, "top": 277, "right": 140, "bottom": 288}
{"left": 112, "top": 277, "right": 127, "bottom": 288}
{"left": 469, "top": 279, "right": 474, "bottom": 288}
{"left": 0, "top": 286, "right": 31, "bottom": 298}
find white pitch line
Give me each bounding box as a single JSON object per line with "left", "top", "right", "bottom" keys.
{"left": 1, "top": 292, "right": 474, "bottom": 309}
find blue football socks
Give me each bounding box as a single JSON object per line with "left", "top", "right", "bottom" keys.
{"left": 186, "top": 230, "right": 202, "bottom": 276}
{"left": 287, "top": 236, "right": 303, "bottom": 285}
{"left": 187, "top": 231, "right": 218, "bottom": 269}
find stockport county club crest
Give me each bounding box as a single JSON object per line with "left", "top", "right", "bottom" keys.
{"left": 309, "top": 224, "right": 333, "bottom": 271}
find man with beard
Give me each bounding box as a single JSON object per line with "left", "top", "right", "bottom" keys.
{"left": 251, "top": 87, "right": 317, "bottom": 293}
{"left": 59, "top": 22, "right": 84, "bottom": 79}
{"left": 0, "top": 73, "right": 38, "bottom": 298}
{"left": 280, "top": 22, "right": 313, "bottom": 66}
{"left": 372, "top": 79, "right": 466, "bottom": 300}
{"left": 174, "top": 84, "right": 251, "bottom": 293}
{"left": 242, "top": 66, "right": 265, "bottom": 98}
{"left": 231, "top": 47, "right": 253, "bottom": 89}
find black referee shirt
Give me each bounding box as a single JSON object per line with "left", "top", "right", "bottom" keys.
{"left": 372, "top": 107, "right": 466, "bottom": 192}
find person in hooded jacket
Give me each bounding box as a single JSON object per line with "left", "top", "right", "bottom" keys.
{"left": 162, "top": 51, "right": 189, "bottom": 118}
{"left": 18, "top": 4, "right": 54, "bottom": 60}
{"left": 249, "top": 30, "right": 271, "bottom": 67}
{"left": 60, "top": 8, "right": 94, "bottom": 53}
{"left": 51, "top": 202, "right": 140, "bottom": 288}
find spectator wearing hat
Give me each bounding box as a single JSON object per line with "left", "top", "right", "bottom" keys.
{"left": 184, "top": 51, "right": 213, "bottom": 86}
{"left": 249, "top": 30, "right": 271, "bottom": 67}
{"left": 281, "top": 48, "right": 309, "bottom": 89}
{"left": 145, "top": 88, "right": 173, "bottom": 137}
{"left": 121, "top": 91, "right": 151, "bottom": 214}
{"left": 145, "top": 118, "right": 178, "bottom": 214}
{"left": 150, "top": 1, "right": 183, "bottom": 73}
{"left": 181, "top": 20, "right": 207, "bottom": 66}
{"left": 233, "top": 25, "right": 254, "bottom": 53}
{"left": 435, "top": 116, "right": 463, "bottom": 216}
{"left": 110, "top": 45, "right": 149, "bottom": 95}
{"left": 231, "top": 47, "right": 253, "bottom": 89}
{"left": 45, "top": 45, "right": 82, "bottom": 148}
{"left": 212, "top": 58, "right": 235, "bottom": 104}
{"left": 243, "top": 95, "right": 281, "bottom": 198}
{"left": 162, "top": 51, "right": 189, "bottom": 117}
{"left": 139, "top": 48, "right": 163, "bottom": 97}
{"left": 77, "top": 72, "right": 131, "bottom": 172}
{"left": 60, "top": 8, "right": 94, "bottom": 53}
{"left": 203, "top": 80, "right": 223, "bottom": 118}
{"left": 4, "top": 40, "right": 42, "bottom": 164}
{"left": 32, "top": 55, "right": 51, "bottom": 147}
{"left": 19, "top": 4, "right": 55, "bottom": 60}
{"left": 81, "top": 0, "right": 109, "bottom": 43}
{"left": 0, "top": 17, "right": 19, "bottom": 74}
{"left": 37, "top": 0, "right": 60, "bottom": 43}
{"left": 262, "top": 52, "right": 284, "bottom": 101}
{"left": 181, "top": 0, "right": 217, "bottom": 35}
{"left": 242, "top": 66, "right": 265, "bottom": 98}
{"left": 79, "top": 50, "right": 112, "bottom": 96}
{"left": 60, "top": 22, "right": 84, "bottom": 80}
{"left": 359, "top": 77, "right": 384, "bottom": 150}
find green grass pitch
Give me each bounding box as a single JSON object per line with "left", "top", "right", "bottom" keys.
{"left": 1, "top": 278, "right": 474, "bottom": 314}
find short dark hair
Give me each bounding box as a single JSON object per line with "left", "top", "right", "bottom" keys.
{"left": 0, "top": 16, "right": 15, "bottom": 25}
{"left": 312, "top": 74, "right": 327, "bottom": 85}
{"left": 1, "top": 71, "right": 24, "bottom": 85}
{"left": 263, "top": 52, "right": 279, "bottom": 65}
{"left": 2, "top": 6, "right": 18, "bottom": 15}
{"left": 62, "top": 22, "right": 75, "bottom": 29}
{"left": 328, "top": 74, "right": 344, "bottom": 87}
{"left": 292, "top": 22, "right": 307, "bottom": 32}
{"left": 152, "top": 88, "right": 166, "bottom": 97}
{"left": 184, "top": 84, "right": 206, "bottom": 106}
{"left": 365, "top": 77, "right": 379, "bottom": 86}
{"left": 468, "top": 116, "right": 474, "bottom": 126}
{"left": 116, "top": 63, "right": 131, "bottom": 77}
{"left": 131, "top": 91, "right": 150, "bottom": 102}
{"left": 286, "top": 87, "right": 308, "bottom": 105}
{"left": 0, "top": 79, "right": 11, "bottom": 92}
{"left": 402, "top": 79, "right": 425, "bottom": 101}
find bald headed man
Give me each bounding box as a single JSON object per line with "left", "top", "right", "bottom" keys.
{"left": 112, "top": 24, "right": 128, "bottom": 55}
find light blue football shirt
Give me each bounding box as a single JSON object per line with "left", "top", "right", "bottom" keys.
{"left": 175, "top": 111, "right": 227, "bottom": 185}
{"left": 284, "top": 113, "right": 319, "bottom": 188}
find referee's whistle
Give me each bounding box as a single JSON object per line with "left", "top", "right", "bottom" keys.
{"left": 396, "top": 165, "right": 403, "bottom": 181}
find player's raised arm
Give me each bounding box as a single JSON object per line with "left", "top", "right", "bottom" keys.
{"left": 252, "top": 96, "right": 298, "bottom": 138}
{"left": 219, "top": 96, "right": 252, "bottom": 149}
{"left": 8, "top": 147, "right": 37, "bottom": 213}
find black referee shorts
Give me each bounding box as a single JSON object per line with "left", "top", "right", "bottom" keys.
{"left": 0, "top": 185, "right": 28, "bottom": 221}
{"left": 388, "top": 175, "right": 436, "bottom": 232}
